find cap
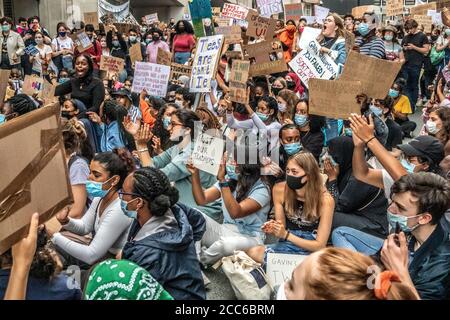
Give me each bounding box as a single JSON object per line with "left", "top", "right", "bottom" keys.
{"left": 111, "top": 88, "right": 132, "bottom": 102}
{"left": 382, "top": 25, "right": 397, "bottom": 33}
{"left": 397, "top": 135, "right": 444, "bottom": 166}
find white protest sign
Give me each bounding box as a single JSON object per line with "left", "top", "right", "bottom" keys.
{"left": 289, "top": 38, "right": 338, "bottom": 88}
{"left": 266, "top": 253, "right": 307, "bottom": 287}
{"left": 145, "top": 13, "right": 159, "bottom": 25}
{"left": 131, "top": 62, "right": 170, "bottom": 98}
{"left": 302, "top": 16, "right": 317, "bottom": 25}
{"left": 428, "top": 10, "right": 443, "bottom": 25}
{"left": 192, "top": 133, "right": 225, "bottom": 176}
{"left": 297, "top": 27, "right": 322, "bottom": 50}
{"left": 190, "top": 35, "right": 224, "bottom": 93}
{"left": 221, "top": 3, "right": 249, "bottom": 20}
{"left": 257, "top": 0, "right": 283, "bottom": 18}
{"left": 314, "top": 5, "right": 330, "bottom": 24}
{"left": 78, "top": 32, "right": 92, "bottom": 49}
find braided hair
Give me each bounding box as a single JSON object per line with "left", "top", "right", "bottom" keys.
{"left": 132, "top": 167, "right": 179, "bottom": 216}
{"left": 7, "top": 94, "right": 37, "bottom": 116}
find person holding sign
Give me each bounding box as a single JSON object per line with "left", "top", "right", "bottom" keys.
{"left": 0, "top": 17, "right": 24, "bottom": 70}
{"left": 29, "top": 32, "right": 52, "bottom": 77}
{"left": 188, "top": 143, "right": 271, "bottom": 267}
{"left": 354, "top": 12, "right": 385, "bottom": 59}
{"left": 146, "top": 28, "right": 170, "bottom": 64}
{"left": 76, "top": 24, "right": 102, "bottom": 75}
{"left": 246, "top": 151, "right": 334, "bottom": 265}
{"left": 172, "top": 20, "right": 195, "bottom": 65}
{"left": 106, "top": 25, "right": 128, "bottom": 82}
{"left": 318, "top": 13, "right": 348, "bottom": 67}
{"left": 51, "top": 22, "right": 74, "bottom": 74}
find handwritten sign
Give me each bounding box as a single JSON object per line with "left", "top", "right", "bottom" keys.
{"left": 100, "top": 56, "right": 125, "bottom": 73}
{"left": 144, "top": 13, "right": 159, "bottom": 25}
{"left": 413, "top": 15, "right": 432, "bottom": 33}
{"left": 84, "top": 12, "right": 99, "bottom": 30}
{"left": 314, "top": 5, "right": 330, "bottom": 24}
{"left": 289, "top": 37, "right": 338, "bottom": 88}
{"left": 409, "top": 2, "right": 436, "bottom": 15}
{"left": 284, "top": 3, "right": 303, "bottom": 22}
{"left": 246, "top": 10, "right": 276, "bottom": 40}
{"left": 129, "top": 43, "right": 143, "bottom": 65}
{"left": 77, "top": 32, "right": 93, "bottom": 52}
{"left": 386, "top": 0, "right": 404, "bottom": 17}
{"left": 352, "top": 5, "right": 377, "bottom": 19}
{"left": 41, "top": 81, "right": 57, "bottom": 105}
{"left": 215, "top": 25, "right": 242, "bottom": 44}
{"left": 131, "top": 62, "right": 170, "bottom": 98}
{"left": 221, "top": 3, "right": 249, "bottom": 20}
{"left": 297, "top": 27, "right": 321, "bottom": 50}
{"left": 229, "top": 60, "right": 250, "bottom": 104}
{"left": 156, "top": 47, "right": 172, "bottom": 66}
{"left": 169, "top": 63, "right": 192, "bottom": 83}
{"left": 192, "top": 133, "right": 225, "bottom": 176}
{"left": 22, "top": 75, "right": 44, "bottom": 96}
{"left": 24, "top": 45, "right": 39, "bottom": 56}
{"left": 245, "top": 40, "right": 287, "bottom": 77}
{"left": 257, "top": 0, "right": 283, "bottom": 18}
{"left": 340, "top": 51, "right": 403, "bottom": 99}
{"left": 216, "top": 17, "right": 232, "bottom": 27}
{"left": 309, "top": 79, "right": 363, "bottom": 119}
{"left": 266, "top": 253, "right": 307, "bottom": 287}
{"left": 190, "top": 35, "right": 224, "bottom": 93}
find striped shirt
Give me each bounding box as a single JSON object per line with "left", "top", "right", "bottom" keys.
{"left": 355, "top": 36, "right": 386, "bottom": 59}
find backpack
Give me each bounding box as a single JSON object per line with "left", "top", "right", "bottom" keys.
{"left": 430, "top": 45, "right": 445, "bottom": 66}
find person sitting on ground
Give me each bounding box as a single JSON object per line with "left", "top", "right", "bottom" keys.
{"left": 390, "top": 79, "right": 416, "bottom": 139}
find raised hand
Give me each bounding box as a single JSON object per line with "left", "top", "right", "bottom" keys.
{"left": 123, "top": 115, "right": 141, "bottom": 136}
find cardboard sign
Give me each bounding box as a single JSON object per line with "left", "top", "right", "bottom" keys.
{"left": 77, "top": 32, "right": 93, "bottom": 52}
{"left": 0, "top": 104, "right": 73, "bottom": 254}
{"left": 257, "top": 0, "right": 283, "bottom": 18}
{"left": 215, "top": 25, "right": 242, "bottom": 44}
{"left": 308, "top": 79, "right": 363, "bottom": 119}
{"left": 132, "top": 62, "right": 170, "bottom": 97}
{"left": 245, "top": 40, "right": 287, "bottom": 77}
{"left": 410, "top": 2, "right": 437, "bottom": 15}
{"left": 114, "top": 23, "right": 139, "bottom": 34}
{"left": 84, "top": 12, "right": 99, "bottom": 30}
{"left": 129, "top": 43, "right": 143, "bottom": 65}
{"left": 216, "top": 17, "right": 233, "bottom": 27}
{"left": 289, "top": 37, "right": 338, "bottom": 88}
{"left": 24, "top": 44, "right": 39, "bottom": 56}
{"left": 352, "top": 5, "right": 377, "bottom": 19}
{"left": 221, "top": 3, "right": 249, "bottom": 20}
{"left": 386, "top": 0, "right": 404, "bottom": 17}
{"left": 266, "top": 253, "right": 307, "bottom": 287}
{"left": 156, "top": 47, "right": 172, "bottom": 66}
{"left": 246, "top": 10, "right": 276, "bottom": 40}
{"left": 100, "top": 56, "right": 125, "bottom": 73}
{"left": 430, "top": 10, "right": 443, "bottom": 26}
{"left": 0, "top": 70, "right": 10, "bottom": 107}
{"left": 41, "top": 81, "right": 57, "bottom": 105}
{"left": 190, "top": 35, "right": 224, "bottom": 93}
{"left": 284, "top": 3, "right": 303, "bottom": 22}
{"left": 229, "top": 60, "right": 250, "bottom": 104}
{"left": 340, "top": 51, "right": 403, "bottom": 99}
{"left": 144, "top": 13, "right": 159, "bottom": 25}
{"left": 314, "top": 5, "right": 330, "bottom": 24}
{"left": 169, "top": 63, "right": 192, "bottom": 83}
{"left": 192, "top": 133, "right": 225, "bottom": 176}
{"left": 22, "top": 75, "right": 44, "bottom": 96}
{"left": 436, "top": 0, "right": 450, "bottom": 11}
{"left": 413, "top": 15, "right": 432, "bottom": 33}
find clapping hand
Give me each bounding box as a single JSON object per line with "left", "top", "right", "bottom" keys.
{"left": 123, "top": 115, "right": 141, "bottom": 136}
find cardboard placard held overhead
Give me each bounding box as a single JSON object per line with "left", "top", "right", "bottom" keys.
{"left": 257, "top": 0, "right": 283, "bottom": 18}
{"left": 229, "top": 60, "right": 250, "bottom": 104}
{"left": 215, "top": 25, "right": 242, "bottom": 44}
{"left": 22, "top": 75, "right": 44, "bottom": 96}
{"left": 0, "top": 70, "right": 10, "bottom": 108}
{"left": 132, "top": 62, "right": 170, "bottom": 98}
{"left": 246, "top": 10, "right": 277, "bottom": 40}
{"left": 409, "top": 2, "right": 437, "bottom": 15}
{"left": 114, "top": 23, "right": 139, "bottom": 34}
{"left": 41, "top": 81, "right": 58, "bottom": 105}
{"left": 221, "top": 3, "right": 249, "bottom": 20}
{"left": 386, "top": 0, "right": 404, "bottom": 16}
{"left": 284, "top": 3, "right": 303, "bottom": 22}
{"left": 308, "top": 79, "right": 363, "bottom": 119}
{"left": 100, "top": 56, "right": 125, "bottom": 74}
{"left": 190, "top": 35, "right": 224, "bottom": 93}
{"left": 314, "top": 5, "right": 330, "bottom": 24}
{"left": 84, "top": 12, "right": 99, "bottom": 30}
{"left": 169, "top": 63, "right": 192, "bottom": 83}
{"left": 0, "top": 104, "right": 73, "bottom": 254}
{"left": 144, "top": 13, "right": 159, "bottom": 25}
{"left": 192, "top": 133, "right": 225, "bottom": 176}
{"left": 436, "top": 0, "right": 450, "bottom": 11}
{"left": 340, "top": 51, "right": 403, "bottom": 99}
{"left": 352, "top": 5, "right": 377, "bottom": 19}
{"left": 413, "top": 15, "right": 433, "bottom": 33}
{"left": 129, "top": 42, "right": 143, "bottom": 65}
{"left": 216, "top": 17, "right": 233, "bottom": 27}
{"left": 266, "top": 253, "right": 307, "bottom": 287}
{"left": 76, "top": 32, "right": 93, "bottom": 52}
{"left": 156, "top": 47, "right": 172, "bottom": 66}
{"left": 244, "top": 40, "right": 288, "bottom": 77}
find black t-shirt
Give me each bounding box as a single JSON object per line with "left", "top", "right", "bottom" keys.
{"left": 385, "top": 118, "right": 403, "bottom": 151}
{"left": 402, "top": 32, "right": 429, "bottom": 67}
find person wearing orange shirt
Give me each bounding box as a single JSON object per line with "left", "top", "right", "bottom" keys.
{"left": 275, "top": 20, "right": 297, "bottom": 63}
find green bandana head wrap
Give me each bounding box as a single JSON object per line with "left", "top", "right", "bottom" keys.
{"left": 84, "top": 259, "right": 173, "bottom": 300}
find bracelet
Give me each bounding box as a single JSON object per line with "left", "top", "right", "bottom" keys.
{"left": 137, "top": 148, "right": 148, "bottom": 153}
{"left": 284, "top": 230, "right": 290, "bottom": 241}
{"left": 219, "top": 181, "right": 230, "bottom": 188}
{"left": 365, "top": 136, "right": 376, "bottom": 145}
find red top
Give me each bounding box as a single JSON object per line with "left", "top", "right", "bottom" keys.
{"left": 173, "top": 34, "right": 195, "bottom": 53}
{"left": 75, "top": 40, "right": 102, "bottom": 69}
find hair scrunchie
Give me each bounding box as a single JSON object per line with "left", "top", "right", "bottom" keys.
{"left": 374, "top": 271, "right": 401, "bottom": 300}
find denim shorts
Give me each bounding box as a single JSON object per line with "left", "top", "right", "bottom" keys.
{"left": 263, "top": 229, "right": 316, "bottom": 266}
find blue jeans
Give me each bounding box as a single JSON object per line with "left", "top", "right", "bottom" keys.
{"left": 174, "top": 52, "right": 191, "bottom": 65}
{"left": 332, "top": 226, "right": 384, "bottom": 256}
{"left": 400, "top": 64, "right": 421, "bottom": 113}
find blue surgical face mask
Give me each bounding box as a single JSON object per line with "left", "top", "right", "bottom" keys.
{"left": 284, "top": 142, "right": 302, "bottom": 156}
{"left": 0, "top": 114, "right": 6, "bottom": 125}
{"left": 387, "top": 210, "right": 423, "bottom": 233}
{"left": 85, "top": 178, "right": 113, "bottom": 198}
{"left": 294, "top": 114, "right": 308, "bottom": 127}
{"left": 256, "top": 111, "right": 269, "bottom": 122}
{"left": 58, "top": 77, "right": 69, "bottom": 84}
{"left": 112, "top": 40, "right": 120, "bottom": 47}
{"left": 400, "top": 158, "right": 416, "bottom": 173}
{"left": 388, "top": 89, "right": 399, "bottom": 98}
{"left": 344, "top": 128, "right": 353, "bottom": 137}
{"left": 226, "top": 164, "right": 239, "bottom": 180}
{"left": 120, "top": 198, "right": 138, "bottom": 219}
{"left": 163, "top": 116, "right": 171, "bottom": 130}
{"left": 445, "top": 29, "right": 450, "bottom": 37}
{"left": 370, "top": 104, "right": 383, "bottom": 117}
{"left": 358, "top": 23, "right": 370, "bottom": 36}
{"left": 384, "top": 34, "right": 393, "bottom": 41}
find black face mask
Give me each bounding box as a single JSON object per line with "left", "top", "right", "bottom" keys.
{"left": 61, "top": 111, "right": 72, "bottom": 119}
{"left": 286, "top": 174, "right": 307, "bottom": 190}
{"left": 286, "top": 81, "right": 296, "bottom": 91}
{"left": 431, "top": 35, "right": 439, "bottom": 42}
{"left": 152, "top": 35, "right": 160, "bottom": 42}
{"left": 272, "top": 87, "right": 282, "bottom": 96}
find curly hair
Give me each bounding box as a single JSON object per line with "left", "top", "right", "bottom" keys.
{"left": 7, "top": 94, "right": 37, "bottom": 116}
{"left": 131, "top": 167, "right": 179, "bottom": 216}
{"left": 195, "top": 106, "right": 222, "bottom": 131}
{"left": 175, "top": 20, "right": 194, "bottom": 35}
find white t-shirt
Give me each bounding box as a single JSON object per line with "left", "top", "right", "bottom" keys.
{"left": 32, "top": 44, "right": 53, "bottom": 73}
{"left": 382, "top": 169, "right": 395, "bottom": 200}
{"left": 52, "top": 36, "right": 74, "bottom": 52}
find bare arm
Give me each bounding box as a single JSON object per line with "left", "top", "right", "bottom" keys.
{"left": 68, "top": 185, "right": 88, "bottom": 219}
{"left": 188, "top": 165, "right": 221, "bottom": 206}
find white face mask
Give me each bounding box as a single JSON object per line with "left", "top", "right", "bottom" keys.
{"left": 175, "top": 100, "right": 183, "bottom": 108}
{"left": 276, "top": 283, "right": 288, "bottom": 300}
{"left": 426, "top": 120, "right": 439, "bottom": 134}
{"left": 278, "top": 103, "right": 287, "bottom": 113}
